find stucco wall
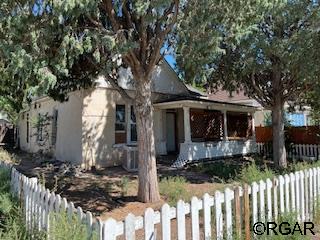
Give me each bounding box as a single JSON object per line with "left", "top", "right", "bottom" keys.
{"left": 82, "top": 88, "right": 126, "bottom": 168}
{"left": 18, "top": 92, "right": 83, "bottom": 165}
{"left": 54, "top": 92, "right": 83, "bottom": 164}
{"left": 82, "top": 88, "right": 171, "bottom": 168}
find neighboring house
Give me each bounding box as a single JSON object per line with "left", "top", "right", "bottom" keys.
{"left": 208, "top": 89, "right": 312, "bottom": 127}
{"left": 0, "top": 111, "right": 14, "bottom": 146}
{"left": 18, "top": 61, "right": 257, "bottom": 170}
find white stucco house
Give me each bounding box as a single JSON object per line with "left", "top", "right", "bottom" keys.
{"left": 17, "top": 61, "right": 257, "bottom": 170}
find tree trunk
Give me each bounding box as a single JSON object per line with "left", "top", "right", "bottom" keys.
{"left": 135, "top": 77, "right": 160, "bottom": 203}
{"left": 272, "top": 96, "right": 287, "bottom": 168}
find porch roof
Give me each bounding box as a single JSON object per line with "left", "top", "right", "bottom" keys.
{"left": 154, "top": 96, "right": 257, "bottom": 113}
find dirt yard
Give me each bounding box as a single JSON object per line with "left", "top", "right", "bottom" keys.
{"left": 6, "top": 149, "right": 238, "bottom": 221}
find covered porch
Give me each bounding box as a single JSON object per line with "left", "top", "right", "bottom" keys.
{"left": 154, "top": 99, "right": 257, "bottom": 167}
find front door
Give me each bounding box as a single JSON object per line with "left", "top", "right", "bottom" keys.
{"left": 166, "top": 112, "right": 176, "bottom": 153}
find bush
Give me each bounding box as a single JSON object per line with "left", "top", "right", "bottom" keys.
{"left": 159, "top": 176, "right": 190, "bottom": 205}
{"left": 0, "top": 148, "right": 17, "bottom": 164}
{"left": 194, "top": 162, "right": 240, "bottom": 182}
{"left": 0, "top": 168, "right": 36, "bottom": 240}
{"left": 49, "top": 212, "right": 98, "bottom": 240}
{"left": 238, "top": 163, "right": 275, "bottom": 184}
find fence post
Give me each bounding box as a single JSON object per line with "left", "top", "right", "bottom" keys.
{"left": 234, "top": 187, "right": 241, "bottom": 239}
{"left": 243, "top": 184, "right": 250, "bottom": 240}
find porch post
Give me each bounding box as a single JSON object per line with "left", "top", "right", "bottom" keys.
{"left": 251, "top": 112, "right": 256, "bottom": 140}
{"left": 223, "top": 110, "right": 228, "bottom": 140}
{"left": 183, "top": 106, "right": 192, "bottom": 143}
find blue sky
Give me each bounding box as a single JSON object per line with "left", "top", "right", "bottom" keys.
{"left": 164, "top": 54, "right": 176, "bottom": 69}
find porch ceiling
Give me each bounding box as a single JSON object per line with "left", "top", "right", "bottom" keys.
{"left": 154, "top": 99, "right": 256, "bottom": 113}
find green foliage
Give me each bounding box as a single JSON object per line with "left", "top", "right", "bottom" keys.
{"left": 238, "top": 162, "right": 275, "bottom": 184}
{"left": 287, "top": 160, "right": 320, "bottom": 172}
{"left": 194, "top": 162, "right": 240, "bottom": 182}
{"left": 176, "top": 0, "right": 274, "bottom": 85}
{"left": 49, "top": 212, "right": 98, "bottom": 240}
{"left": 257, "top": 212, "right": 311, "bottom": 240}
{"left": 0, "top": 168, "right": 36, "bottom": 240}
{"left": 120, "top": 176, "right": 130, "bottom": 197}
{"left": 0, "top": 148, "right": 18, "bottom": 164}
{"left": 159, "top": 176, "right": 190, "bottom": 205}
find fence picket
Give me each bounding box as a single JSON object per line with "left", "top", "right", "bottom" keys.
{"left": 191, "top": 197, "right": 200, "bottom": 240}
{"left": 161, "top": 204, "right": 171, "bottom": 240}
{"left": 177, "top": 200, "right": 186, "bottom": 240}
{"left": 234, "top": 187, "right": 241, "bottom": 239}
{"left": 284, "top": 174, "right": 290, "bottom": 213}
{"left": 259, "top": 180, "right": 266, "bottom": 222}
{"left": 124, "top": 213, "right": 135, "bottom": 240}
{"left": 309, "top": 169, "right": 313, "bottom": 220}
{"left": 104, "top": 218, "right": 117, "bottom": 240}
{"left": 304, "top": 170, "right": 309, "bottom": 220}
{"left": 215, "top": 191, "right": 223, "bottom": 240}
{"left": 266, "top": 179, "right": 272, "bottom": 221}
{"left": 273, "top": 178, "right": 278, "bottom": 222}
{"left": 295, "top": 172, "right": 300, "bottom": 221}
{"left": 251, "top": 182, "right": 258, "bottom": 223}
{"left": 290, "top": 173, "right": 296, "bottom": 213}
{"left": 203, "top": 193, "right": 212, "bottom": 239}
{"left": 279, "top": 176, "right": 285, "bottom": 214}
{"left": 144, "top": 208, "right": 155, "bottom": 240}
{"left": 224, "top": 188, "right": 232, "bottom": 240}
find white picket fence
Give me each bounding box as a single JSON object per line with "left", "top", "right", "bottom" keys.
{"left": 2, "top": 161, "right": 320, "bottom": 239}
{"left": 257, "top": 142, "right": 320, "bottom": 160}
{"left": 101, "top": 167, "right": 320, "bottom": 240}
{"left": 0, "top": 161, "right": 102, "bottom": 239}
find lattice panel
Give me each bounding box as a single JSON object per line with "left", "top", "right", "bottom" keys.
{"left": 190, "top": 109, "right": 224, "bottom": 141}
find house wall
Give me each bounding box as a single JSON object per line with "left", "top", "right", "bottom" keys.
{"left": 82, "top": 88, "right": 170, "bottom": 168}
{"left": 18, "top": 92, "right": 83, "bottom": 164}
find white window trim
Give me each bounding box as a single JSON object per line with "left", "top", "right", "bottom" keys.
{"left": 127, "top": 105, "right": 137, "bottom": 144}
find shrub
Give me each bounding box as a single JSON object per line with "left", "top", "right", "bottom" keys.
{"left": 120, "top": 176, "right": 129, "bottom": 197}
{"left": 194, "top": 162, "right": 240, "bottom": 182}
{"left": 238, "top": 163, "right": 275, "bottom": 184}
{"left": 159, "top": 176, "right": 189, "bottom": 205}
{"left": 0, "top": 148, "right": 17, "bottom": 164}
{"left": 49, "top": 212, "right": 98, "bottom": 240}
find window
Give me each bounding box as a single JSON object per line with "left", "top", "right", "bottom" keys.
{"left": 37, "top": 113, "right": 44, "bottom": 141}
{"left": 130, "top": 106, "right": 137, "bottom": 142}
{"left": 26, "top": 114, "right": 29, "bottom": 143}
{"left": 115, "top": 105, "right": 126, "bottom": 144}
{"left": 51, "top": 109, "right": 58, "bottom": 145}
{"left": 115, "top": 105, "right": 126, "bottom": 131}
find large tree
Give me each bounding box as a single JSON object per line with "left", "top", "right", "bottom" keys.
{"left": 177, "top": 0, "right": 320, "bottom": 168}
{"left": 1, "top": 0, "right": 181, "bottom": 203}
